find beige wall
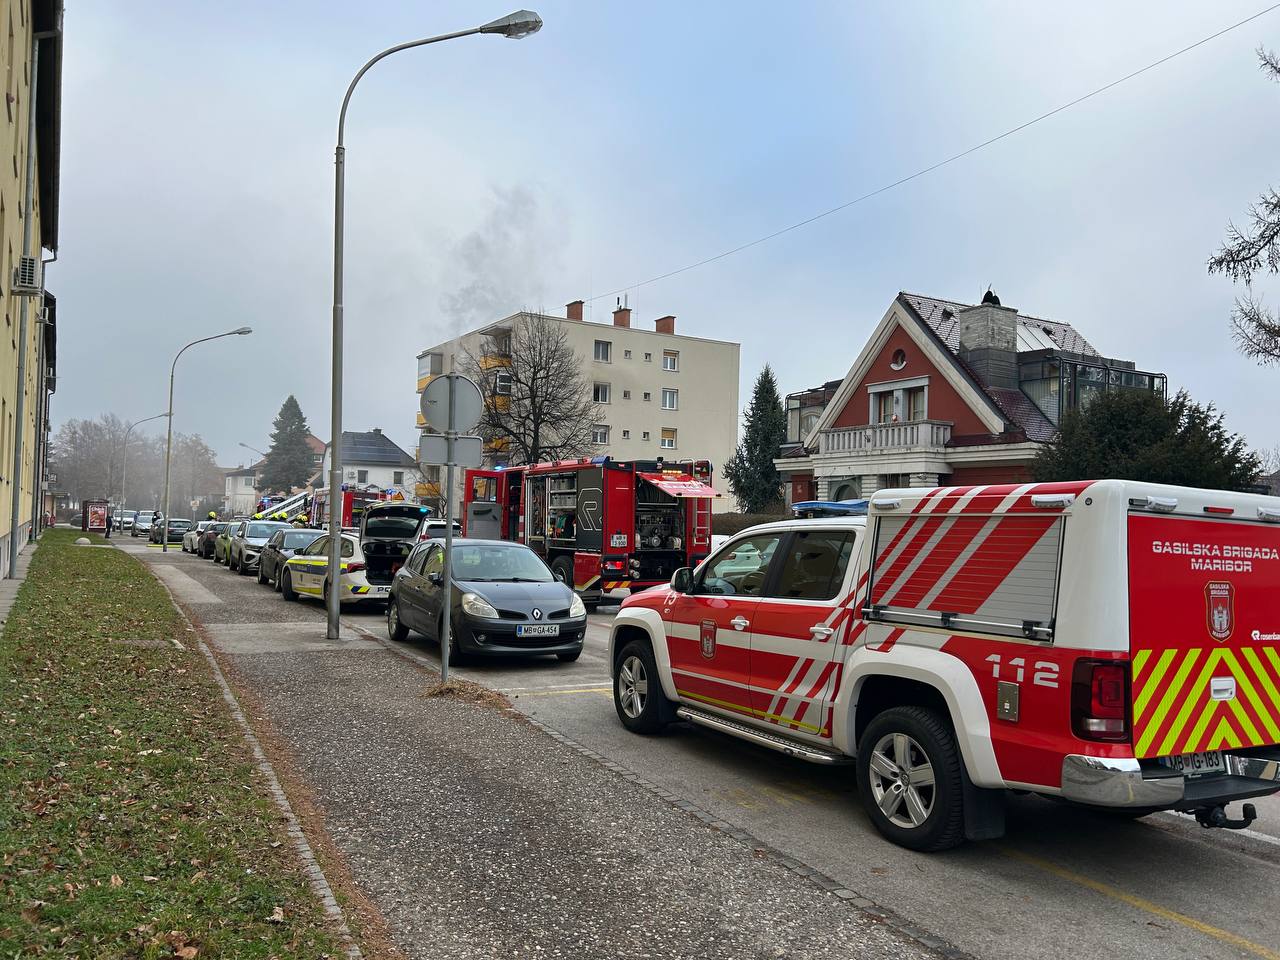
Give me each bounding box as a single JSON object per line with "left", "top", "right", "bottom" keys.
{"left": 417, "top": 310, "right": 741, "bottom": 511}
{"left": 0, "top": 0, "right": 46, "bottom": 553}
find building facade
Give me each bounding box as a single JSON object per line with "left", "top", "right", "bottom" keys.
{"left": 415, "top": 301, "right": 741, "bottom": 511}
{"left": 319, "top": 428, "right": 421, "bottom": 497}
{"left": 223, "top": 464, "right": 259, "bottom": 517}
{"left": 0, "top": 0, "right": 60, "bottom": 566}
{"left": 776, "top": 290, "right": 1165, "bottom": 502}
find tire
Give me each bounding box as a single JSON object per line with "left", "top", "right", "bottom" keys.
{"left": 238, "top": 557, "right": 250, "bottom": 576}
{"left": 551, "top": 556, "right": 574, "bottom": 589}
{"left": 613, "top": 639, "right": 671, "bottom": 734}
{"left": 856, "top": 706, "right": 965, "bottom": 852}
{"left": 281, "top": 569, "right": 297, "bottom": 601}
{"left": 256, "top": 563, "right": 267, "bottom": 585}
{"left": 387, "top": 599, "right": 409, "bottom": 642}
{"left": 556, "top": 648, "right": 582, "bottom": 663}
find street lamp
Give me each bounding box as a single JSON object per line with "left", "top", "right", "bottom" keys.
{"left": 239, "top": 441, "right": 267, "bottom": 459}
{"left": 326, "top": 10, "right": 543, "bottom": 639}
{"left": 118, "top": 413, "right": 169, "bottom": 538}
{"left": 161, "top": 327, "right": 253, "bottom": 553}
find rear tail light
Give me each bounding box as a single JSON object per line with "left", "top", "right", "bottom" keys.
{"left": 1071, "top": 660, "right": 1129, "bottom": 742}
{"left": 345, "top": 561, "right": 365, "bottom": 573}
{"left": 604, "top": 559, "right": 626, "bottom": 572}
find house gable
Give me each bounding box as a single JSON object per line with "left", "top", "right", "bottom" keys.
{"left": 806, "top": 299, "right": 1007, "bottom": 444}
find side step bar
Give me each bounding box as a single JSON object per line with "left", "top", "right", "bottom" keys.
{"left": 675, "top": 706, "right": 852, "bottom": 765}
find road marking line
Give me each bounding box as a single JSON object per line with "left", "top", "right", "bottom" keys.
{"left": 1002, "top": 848, "right": 1280, "bottom": 960}
{"left": 500, "top": 682, "right": 612, "bottom": 693}
{"left": 512, "top": 687, "right": 612, "bottom": 697}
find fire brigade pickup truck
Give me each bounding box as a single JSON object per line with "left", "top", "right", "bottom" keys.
{"left": 609, "top": 480, "right": 1280, "bottom": 851}
{"left": 463, "top": 458, "right": 719, "bottom": 607}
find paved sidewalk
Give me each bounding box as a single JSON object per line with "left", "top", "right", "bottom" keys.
{"left": 0, "top": 535, "right": 36, "bottom": 628}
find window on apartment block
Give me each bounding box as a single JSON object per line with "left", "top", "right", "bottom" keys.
{"left": 660, "top": 428, "right": 677, "bottom": 450}
{"left": 622, "top": 389, "right": 631, "bottom": 399}
{"left": 624, "top": 349, "right": 632, "bottom": 359}
{"left": 642, "top": 391, "right": 651, "bottom": 402}
{"left": 591, "top": 424, "right": 609, "bottom": 445}
{"left": 494, "top": 372, "right": 513, "bottom": 395}
{"left": 875, "top": 391, "right": 896, "bottom": 424}
{"left": 622, "top": 429, "right": 630, "bottom": 439}
{"left": 357, "top": 469, "right": 369, "bottom": 484}
{"left": 906, "top": 387, "right": 926, "bottom": 421}
{"left": 243, "top": 476, "right": 253, "bottom": 488}
{"left": 661, "top": 388, "right": 678, "bottom": 410}
{"left": 393, "top": 471, "right": 405, "bottom": 485}
{"left": 642, "top": 430, "right": 650, "bottom": 441}
{"left": 663, "top": 350, "right": 679, "bottom": 372}
{"left": 644, "top": 352, "right": 652, "bottom": 362}
{"left": 594, "top": 340, "right": 612, "bottom": 362}
{"left": 593, "top": 382, "right": 611, "bottom": 403}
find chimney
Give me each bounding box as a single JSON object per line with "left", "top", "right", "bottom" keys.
{"left": 612, "top": 305, "right": 631, "bottom": 328}
{"left": 655, "top": 315, "right": 676, "bottom": 335}
{"left": 566, "top": 300, "right": 584, "bottom": 322}
{"left": 371, "top": 427, "right": 382, "bottom": 435}
{"left": 955, "top": 290, "right": 1018, "bottom": 389}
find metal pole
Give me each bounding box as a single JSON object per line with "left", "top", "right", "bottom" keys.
{"left": 440, "top": 373, "right": 458, "bottom": 683}
{"left": 7, "top": 36, "right": 39, "bottom": 576}
{"left": 119, "top": 413, "right": 167, "bottom": 542}
{"left": 161, "top": 362, "right": 177, "bottom": 553}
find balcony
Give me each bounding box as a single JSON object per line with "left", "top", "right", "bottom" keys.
{"left": 818, "top": 420, "right": 952, "bottom": 455}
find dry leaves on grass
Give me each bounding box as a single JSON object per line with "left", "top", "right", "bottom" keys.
{"left": 423, "top": 678, "right": 511, "bottom": 709}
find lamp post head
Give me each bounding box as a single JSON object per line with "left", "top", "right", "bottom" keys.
{"left": 232, "top": 326, "right": 253, "bottom": 336}
{"left": 479, "top": 9, "right": 542, "bottom": 38}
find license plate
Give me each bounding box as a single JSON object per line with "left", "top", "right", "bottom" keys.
{"left": 516, "top": 624, "right": 560, "bottom": 637}
{"left": 1158, "top": 750, "right": 1225, "bottom": 777}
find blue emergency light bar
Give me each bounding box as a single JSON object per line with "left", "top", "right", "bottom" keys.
{"left": 791, "top": 499, "right": 869, "bottom": 518}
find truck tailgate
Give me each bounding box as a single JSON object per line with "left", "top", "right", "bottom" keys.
{"left": 1128, "top": 512, "right": 1280, "bottom": 758}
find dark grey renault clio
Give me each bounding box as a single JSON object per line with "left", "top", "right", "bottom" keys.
{"left": 387, "top": 538, "right": 587, "bottom": 665}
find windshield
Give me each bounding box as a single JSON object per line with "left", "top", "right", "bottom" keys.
{"left": 365, "top": 516, "right": 421, "bottom": 539}
{"left": 246, "top": 523, "right": 285, "bottom": 539}
{"left": 283, "top": 531, "right": 322, "bottom": 550}
{"left": 169, "top": 520, "right": 191, "bottom": 528}
{"left": 452, "top": 544, "right": 552, "bottom": 582}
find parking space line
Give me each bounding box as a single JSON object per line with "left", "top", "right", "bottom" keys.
{"left": 1001, "top": 848, "right": 1280, "bottom": 960}
{"left": 512, "top": 686, "right": 612, "bottom": 697}
{"left": 500, "top": 682, "right": 612, "bottom": 693}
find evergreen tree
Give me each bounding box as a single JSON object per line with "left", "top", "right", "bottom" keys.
{"left": 723, "top": 365, "right": 788, "bottom": 513}
{"left": 258, "top": 396, "right": 315, "bottom": 494}
{"left": 1033, "top": 388, "right": 1261, "bottom": 491}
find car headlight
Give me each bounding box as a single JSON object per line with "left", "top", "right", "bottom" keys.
{"left": 569, "top": 594, "right": 587, "bottom": 618}
{"left": 461, "top": 592, "right": 499, "bottom": 619}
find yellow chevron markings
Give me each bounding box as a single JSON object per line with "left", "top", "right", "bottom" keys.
{"left": 1166, "top": 650, "right": 1226, "bottom": 757}
{"left": 1133, "top": 648, "right": 1176, "bottom": 721}
{"left": 1206, "top": 715, "right": 1241, "bottom": 751}
{"left": 1242, "top": 648, "right": 1280, "bottom": 738}
{"left": 1221, "top": 649, "right": 1275, "bottom": 741}
{"left": 1135, "top": 648, "right": 1203, "bottom": 757}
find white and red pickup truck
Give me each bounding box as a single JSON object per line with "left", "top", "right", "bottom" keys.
{"left": 609, "top": 480, "right": 1280, "bottom": 851}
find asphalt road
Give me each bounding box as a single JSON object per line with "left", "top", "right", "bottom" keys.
{"left": 124, "top": 539, "right": 1280, "bottom": 960}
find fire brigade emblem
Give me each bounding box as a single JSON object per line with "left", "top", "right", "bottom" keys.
{"left": 1205, "top": 581, "right": 1234, "bottom": 642}
{"left": 700, "top": 619, "right": 717, "bottom": 660}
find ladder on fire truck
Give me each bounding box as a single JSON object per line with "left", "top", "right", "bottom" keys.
{"left": 675, "top": 458, "right": 714, "bottom": 550}
{"left": 259, "top": 489, "right": 310, "bottom": 519}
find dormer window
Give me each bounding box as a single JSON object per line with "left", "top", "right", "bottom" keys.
{"left": 889, "top": 349, "right": 907, "bottom": 371}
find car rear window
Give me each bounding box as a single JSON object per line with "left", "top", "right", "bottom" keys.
{"left": 246, "top": 523, "right": 285, "bottom": 538}
{"left": 284, "top": 532, "right": 322, "bottom": 550}
{"left": 365, "top": 516, "right": 421, "bottom": 539}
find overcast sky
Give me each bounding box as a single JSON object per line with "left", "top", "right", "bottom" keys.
{"left": 52, "top": 1, "right": 1280, "bottom": 466}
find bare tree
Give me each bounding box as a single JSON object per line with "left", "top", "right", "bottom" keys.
{"left": 1208, "top": 47, "right": 1280, "bottom": 363}
{"left": 461, "top": 312, "right": 598, "bottom": 465}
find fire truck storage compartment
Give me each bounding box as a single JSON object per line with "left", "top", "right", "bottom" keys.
{"left": 633, "top": 475, "right": 687, "bottom": 581}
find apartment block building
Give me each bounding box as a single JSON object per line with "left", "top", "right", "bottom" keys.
{"left": 416, "top": 301, "right": 741, "bottom": 511}
{"left": 0, "top": 0, "right": 61, "bottom": 567}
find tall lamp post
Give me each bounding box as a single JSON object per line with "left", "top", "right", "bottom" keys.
{"left": 119, "top": 413, "right": 169, "bottom": 537}
{"left": 239, "top": 441, "right": 267, "bottom": 459}
{"left": 327, "top": 9, "right": 543, "bottom": 639}
{"left": 161, "top": 328, "right": 253, "bottom": 553}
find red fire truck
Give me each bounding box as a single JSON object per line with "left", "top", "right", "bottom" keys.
{"left": 309, "top": 486, "right": 390, "bottom": 529}
{"left": 463, "top": 458, "right": 720, "bottom": 605}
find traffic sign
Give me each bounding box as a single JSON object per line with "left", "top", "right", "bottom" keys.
{"left": 418, "top": 432, "right": 483, "bottom": 468}
{"left": 420, "top": 374, "right": 483, "bottom": 434}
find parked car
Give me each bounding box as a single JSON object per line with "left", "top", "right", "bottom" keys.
{"left": 131, "top": 511, "right": 156, "bottom": 538}
{"left": 361, "top": 502, "right": 431, "bottom": 589}
{"left": 198, "top": 521, "right": 226, "bottom": 558}
{"left": 279, "top": 532, "right": 384, "bottom": 606}
{"left": 121, "top": 510, "right": 138, "bottom": 532}
{"left": 387, "top": 538, "right": 586, "bottom": 664}
{"left": 150, "top": 517, "right": 192, "bottom": 544}
{"left": 257, "top": 527, "right": 325, "bottom": 587}
{"left": 228, "top": 520, "right": 290, "bottom": 574}
{"left": 214, "top": 521, "right": 241, "bottom": 565}
{"left": 182, "top": 520, "right": 212, "bottom": 553}
{"left": 415, "top": 517, "right": 462, "bottom": 542}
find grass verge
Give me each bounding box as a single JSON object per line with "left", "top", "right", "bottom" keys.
{"left": 0, "top": 529, "right": 348, "bottom": 958}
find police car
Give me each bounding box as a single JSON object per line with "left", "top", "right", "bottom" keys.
{"left": 278, "top": 531, "right": 389, "bottom": 605}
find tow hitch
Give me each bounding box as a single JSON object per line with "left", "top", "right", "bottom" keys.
{"left": 1194, "top": 803, "right": 1257, "bottom": 830}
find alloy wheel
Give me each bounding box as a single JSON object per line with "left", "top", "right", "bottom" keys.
{"left": 617, "top": 655, "right": 649, "bottom": 719}
{"left": 867, "top": 732, "right": 936, "bottom": 829}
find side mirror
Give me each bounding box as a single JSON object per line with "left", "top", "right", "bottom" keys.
{"left": 671, "top": 567, "right": 693, "bottom": 594}
{"left": 428, "top": 572, "right": 444, "bottom": 586}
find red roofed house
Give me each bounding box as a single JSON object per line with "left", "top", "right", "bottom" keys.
{"left": 775, "top": 290, "right": 1166, "bottom": 502}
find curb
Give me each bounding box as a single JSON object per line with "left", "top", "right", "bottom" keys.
{"left": 346, "top": 618, "right": 969, "bottom": 960}
{"left": 135, "top": 551, "right": 364, "bottom": 959}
